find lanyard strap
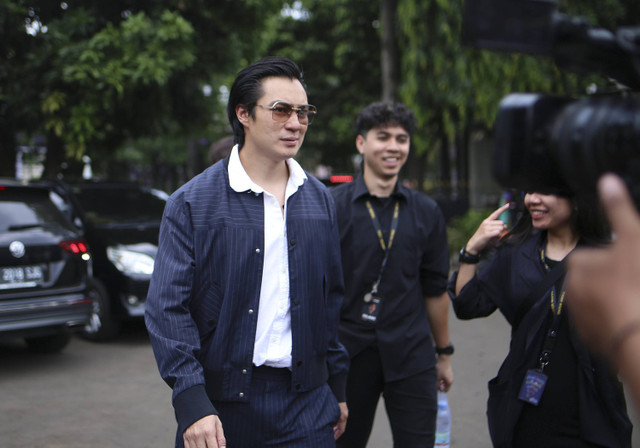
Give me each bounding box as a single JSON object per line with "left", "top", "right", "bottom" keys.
{"left": 539, "top": 248, "right": 565, "bottom": 316}
{"left": 365, "top": 200, "right": 400, "bottom": 295}
{"left": 537, "top": 247, "right": 567, "bottom": 371}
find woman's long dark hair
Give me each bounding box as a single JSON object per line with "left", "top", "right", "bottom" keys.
{"left": 502, "top": 193, "right": 610, "bottom": 247}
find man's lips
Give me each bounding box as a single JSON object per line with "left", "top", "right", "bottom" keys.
{"left": 281, "top": 137, "right": 299, "bottom": 145}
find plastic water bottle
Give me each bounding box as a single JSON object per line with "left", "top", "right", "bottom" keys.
{"left": 434, "top": 390, "right": 451, "bottom": 447}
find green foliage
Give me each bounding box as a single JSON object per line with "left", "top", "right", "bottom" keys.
{"left": 446, "top": 208, "right": 491, "bottom": 259}
{"left": 396, "top": 0, "right": 598, "bottom": 163}
{"left": 3, "top": 0, "right": 640, "bottom": 185}
{"left": 1, "top": 0, "right": 290, "bottom": 181}
{"left": 45, "top": 10, "right": 197, "bottom": 157}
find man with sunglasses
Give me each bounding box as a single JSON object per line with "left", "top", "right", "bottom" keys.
{"left": 146, "top": 56, "right": 349, "bottom": 448}
{"left": 331, "top": 102, "right": 453, "bottom": 447}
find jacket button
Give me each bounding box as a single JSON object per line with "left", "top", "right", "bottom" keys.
{"left": 239, "top": 392, "right": 244, "bottom": 398}
{"left": 248, "top": 309, "right": 254, "bottom": 315}
{"left": 289, "top": 239, "right": 296, "bottom": 246}
{"left": 242, "top": 369, "right": 247, "bottom": 375}
{"left": 296, "top": 360, "right": 303, "bottom": 367}
{"left": 255, "top": 248, "right": 261, "bottom": 254}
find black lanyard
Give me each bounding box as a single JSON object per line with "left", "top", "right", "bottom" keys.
{"left": 540, "top": 248, "right": 565, "bottom": 316}
{"left": 537, "top": 247, "right": 567, "bottom": 372}
{"left": 364, "top": 199, "right": 400, "bottom": 298}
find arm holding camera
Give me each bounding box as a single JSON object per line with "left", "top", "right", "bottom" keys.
{"left": 567, "top": 174, "right": 640, "bottom": 406}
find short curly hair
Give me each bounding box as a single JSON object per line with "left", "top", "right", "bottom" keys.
{"left": 355, "top": 102, "right": 417, "bottom": 137}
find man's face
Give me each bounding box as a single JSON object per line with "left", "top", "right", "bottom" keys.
{"left": 237, "top": 76, "right": 310, "bottom": 163}
{"left": 357, "top": 125, "right": 410, "bottom": 180}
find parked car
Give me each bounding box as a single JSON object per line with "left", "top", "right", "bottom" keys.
{"left": 0, "top": 180, "right": 93, "bottom": 353}
{"left": 42, "top": 180, "right": 167, "bottom": 341}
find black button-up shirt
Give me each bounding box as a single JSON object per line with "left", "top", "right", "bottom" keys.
{"left": 331, "top": 175, "right": 449, "bottom": 381}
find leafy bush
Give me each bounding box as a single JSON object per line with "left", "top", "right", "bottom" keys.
{"left": 446, "top": 208, "right": 491, "bottom": 260}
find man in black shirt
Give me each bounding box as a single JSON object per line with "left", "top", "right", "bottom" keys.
{"left": 331, "top": 102, "right": 453, "bottom": 447}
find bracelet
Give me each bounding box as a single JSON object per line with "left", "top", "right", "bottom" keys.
{"left": 459, "top": 246, "right": 480, "bottom": 264}
{"left": 435, "top": 343, "right": 455, "bottom": 355}
{"left": 609, "top": 320, "right": 640, "bottom": 357}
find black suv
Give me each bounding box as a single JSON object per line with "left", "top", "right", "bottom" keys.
{"left": 45, "top": 181, "right": 166, "bottom": 341}
{"left": 0, "top": 181, "right": 93, "bottom": 353}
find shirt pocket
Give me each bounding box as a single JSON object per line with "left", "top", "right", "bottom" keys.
{"left": 395, "top": 234, "right": 420, "bottom": 279}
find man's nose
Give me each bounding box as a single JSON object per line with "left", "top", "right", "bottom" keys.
{"left": 284, "top": 112, "right": 304, "bottom": 128}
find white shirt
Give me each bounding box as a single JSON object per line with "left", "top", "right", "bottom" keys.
{"left": 228, "top": 145, "right": 307, "bottom": 368}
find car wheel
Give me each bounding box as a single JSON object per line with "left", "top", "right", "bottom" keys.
{"left": 81, "top": 278, "right": 120, "bottom": 341}
{"left": 25, "top": 333, "right": 71, "bottom": 353}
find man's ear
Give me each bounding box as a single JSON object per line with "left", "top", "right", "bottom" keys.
{"left": 355, "top": 134, "right": 366, "bottom": 155}
{"left": 236, "top": 104, "right": 250, "bottom": 126}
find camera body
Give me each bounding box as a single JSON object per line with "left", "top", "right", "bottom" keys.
{"left": 464, "top": 0, "right": 640, "bottom": 201}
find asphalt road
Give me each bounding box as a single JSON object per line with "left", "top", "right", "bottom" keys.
{"left": 1, "top": 314, "right": 638, "bottom": 447}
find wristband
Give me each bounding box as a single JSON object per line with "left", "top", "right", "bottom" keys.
{"left": 435, "top": 343, "right": 455, "bottom": 355}
{"left": 459, "top": 246, "right": 480, "bottom": 264}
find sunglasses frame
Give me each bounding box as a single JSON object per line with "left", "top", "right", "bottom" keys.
{"left": 256, "top": 101, "right": 317, "bottom": 125}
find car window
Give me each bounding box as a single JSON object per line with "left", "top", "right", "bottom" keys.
{"left": 70, "top": 186, "right": 166, "bottom": 224}
{"left": 0, "top": 188, "right": 75, "bottom": 232}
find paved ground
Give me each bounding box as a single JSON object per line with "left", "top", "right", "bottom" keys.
{"left": 368, "top": 311, "right": 510, "bottom": 448}
{"left": 0, "top": 312, "right": 638, "bottom": 447}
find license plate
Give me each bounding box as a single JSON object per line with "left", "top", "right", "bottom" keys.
{"left": 0, "top": 265, "right": 45, "bottom": 289}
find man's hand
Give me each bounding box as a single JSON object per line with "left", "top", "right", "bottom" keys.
{"left": 183, "top": 415, "right": 226, "bottom": 448}
{"left": 568, "top": 174, "right": 640, "bottom": 356}
{"left": 333, "top": 402, "right": 349, "bottom": 440}
{"left": 436, "top": 354, "right": 454, "bottom": 392}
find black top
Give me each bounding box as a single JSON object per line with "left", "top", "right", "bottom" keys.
{"left": 513, "top": 256, "right": 595, "bottom": 447}
{"left": 330, "top": 175, "right": 449, "bottom": 381}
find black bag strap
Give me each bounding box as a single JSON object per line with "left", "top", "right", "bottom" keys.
{"left": 512, "top": 259, "right": 565, "bottom": 331}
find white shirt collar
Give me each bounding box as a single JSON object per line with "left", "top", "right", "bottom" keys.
{"left": 228, "top": 144, "right": 307, "bottom": 194}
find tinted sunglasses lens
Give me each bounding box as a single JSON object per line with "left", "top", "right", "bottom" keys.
{"left": 272, "top": 104, "right": 293, "bottom": 122}
{"left": 301, "top": 107, "right": 316, "bottom": 125}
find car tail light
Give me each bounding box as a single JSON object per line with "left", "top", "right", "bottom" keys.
{"left": 330, "top": 175, "right": 354, "bottom": 184}
{"left": 59, "top": 240, "right": 91, "bottom": 260}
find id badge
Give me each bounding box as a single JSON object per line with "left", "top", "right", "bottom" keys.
{"left": 361, "top": 296, "right": 381, "bottom": 322}
{"left": 518, "top": 369, "right": 548, "bottom": 406}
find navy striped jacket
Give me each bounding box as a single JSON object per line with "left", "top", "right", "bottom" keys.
{"left": 145, "top": 157, "right": 349, "bottom": 432}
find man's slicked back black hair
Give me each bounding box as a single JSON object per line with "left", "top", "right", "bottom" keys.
{"left": 227, "top": 56, "right": 306, "bottom": 148}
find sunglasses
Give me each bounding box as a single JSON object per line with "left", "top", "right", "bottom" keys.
{"left": 256, "top": 101, "right": 317, "bottom": 125}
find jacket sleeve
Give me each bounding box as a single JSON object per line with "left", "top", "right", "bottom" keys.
{"left": 447, "top": 250, "right": 509, "bottom": 320}
{"left": 144, "top": 194, "right": 216, "bottom": 433}
{"left": 325, "top": 195, "right": 350, "bottom": 402}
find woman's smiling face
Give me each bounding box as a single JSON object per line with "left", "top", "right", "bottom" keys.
{"left": 524, "top": 192, "right": 573, "bottom": 231}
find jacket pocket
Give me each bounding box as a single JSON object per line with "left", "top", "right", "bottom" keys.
{"left": 191, "top": 281, "right": 224, "bottom": 337}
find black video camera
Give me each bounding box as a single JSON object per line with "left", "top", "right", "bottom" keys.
{"left": 463, "top": 0, "right": 640, "bottom": 201}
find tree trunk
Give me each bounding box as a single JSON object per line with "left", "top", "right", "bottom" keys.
{"left": 438, "top": 130, "right": 451, "bottom": 195}
{"left": 0, "top": 121, "right": 16, "bottom": 177}
{"left": 380, "top": 0, "right": 399, "bottom": 102}
{"left": 42, "top": 131, "right": 66, "bottom": 179}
